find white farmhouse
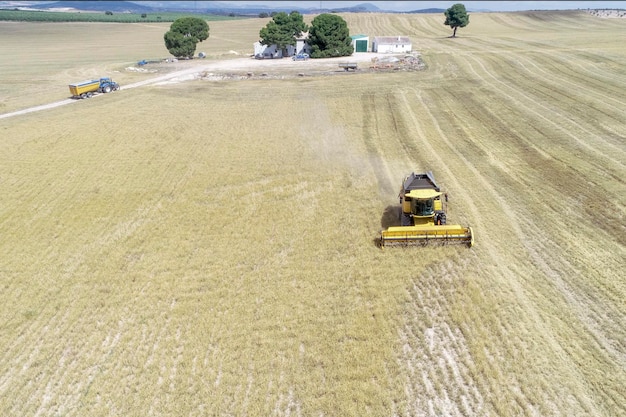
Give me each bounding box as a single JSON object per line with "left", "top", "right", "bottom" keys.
{"left": 253, "top": 32, "right": 310, "bottom": 58}
{"left": 372, "top": 36, "right": 412, "bottom": 53}
{"left": 253, "top": 41, "right": 284, "bottom": 59}
{"left": 295, "top": 32, "right": 311, "bottom": 55}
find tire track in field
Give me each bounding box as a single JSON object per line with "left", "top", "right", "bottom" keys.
{"left": 398, "top": 88, "right": 522, "bottom": 245}
{"left": 464, "top": 54, "right": 625, "bottom": 169}
{"left": 358, "top": 87, "right": 490, "bottom": 413}
{"left": 500, "top": 51, "right": 626, "bottom": 150}
{"left": 0, "top": 309, "right": 73, "bottom": 414}
{"left": 512, "top": 51, "right": 626, "bottom": 109}
{"left": 396, "top": 87, "right": 611, "bottom": 414}
{"left": 390, "top": 87, "right": 541, "bottom": 413}
{"left": 503, "top": 11, "right": 586, "bottom": 32}
{"left": 446, "top": 37, "right": 626, "bottom": 121}
{"left": 462, "top": 51, "right": 626, "bottom": 233}
{"left": 486, "top": 12, "right": 602, "bottom": 32}
{"left": 414, "top": 16, "right": 453, "bottom": 38}
{"left": 388, "top": 15, "right": 443, "bottom": 40}
{"left": 428, "top": 42, "right": 625, "bottom": 234}
{"left": 425, "top": 76, "right": 626, "bottom": 373}
{"left": 1, "top": 154, "right": 198, "bottom": 416}
{"left": 360, "top": 92, "right": 411, "bottom": 198}
{"left": 444, "top": 79, "right": 624, "bottom": 242}
{"left": 512, "top": 40, "right": 626, "bottom": 82}
{"left": 6, "top": 308, "right": 125, "bottom": 416}
{"left": 464, "top": 35, "right": 626, "bottom": 103}
{"left": 398, "top": 253, "right": 487, "bottom": 416}
{"left": 420, "top": 66, "right": 620, "bottom": 329}
{"left": 547, "top": 49, "right": 626, "bottom": 87}
{"left": 479, "top": 50, "right": 626, "bottom": 136}
{"left": 406, "top": 86, "right": 625, "bottom": 410}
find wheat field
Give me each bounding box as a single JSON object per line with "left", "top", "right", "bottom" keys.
{"left": 0, "top": 11, "right": 625, "bottom": 417}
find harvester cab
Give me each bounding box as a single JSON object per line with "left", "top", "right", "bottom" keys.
{"left": 380, "top": 171, "right": 473, "bottom": 247}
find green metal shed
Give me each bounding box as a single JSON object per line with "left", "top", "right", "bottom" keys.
{"left": 350, "top": 34, "right": 369, "bottom": 52}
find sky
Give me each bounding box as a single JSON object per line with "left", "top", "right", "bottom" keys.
{"left": 2, "top": 0, "right": 624, "bottom": 12}
{"left": 204, "top": 1, "right": 626, "bottom": 12}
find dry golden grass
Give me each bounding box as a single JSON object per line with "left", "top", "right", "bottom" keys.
{"left": 0, "top": 11, "right": 625, "bottom": 416}
{"left": 0, "top": 18, "right": 267, "bottom": 113}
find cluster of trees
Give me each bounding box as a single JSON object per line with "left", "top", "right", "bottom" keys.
{"left": 104, "top": 11, "right": 146, "bottom": 18}
{"left": 162, "top": 4, "right": 470, "bottom": 59}
{"left": 259, "top": 11, "right": 353, "bottom": 58}
{"left": 0, "top": 9, "right": 160, "bottom": 22}
{"left": 259, "top": 11, "right": 308, "bottom": 54}
{"left": 163, "top": 12, "right": 355, "bottom": 59}
{"left": 307, "top": 14, "right": 353, "bottom": 58}
{"left": 255, "top": 4, "right": 468, "bottom": 58}
{"left": 164, "top": 17, "right": 209, "bottom": 58}
{"left": 3, "top": 4, "right": 468, "bottom": 58}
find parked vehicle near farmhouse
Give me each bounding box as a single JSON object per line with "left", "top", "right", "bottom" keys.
{"left": 339, "top": 62, "right": 358, "bottom": 71}
{"left": 292, "top": 53, "right": 309, "bottom": 61}
{"left": 68, "top": 77, "right": 120, "bottom": 99}
{"left": 255, "top": 53, "right": 282, "bottom": 60}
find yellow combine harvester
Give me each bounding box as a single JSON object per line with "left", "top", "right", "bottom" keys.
{"left": 380, "top": 171, "right": 474, "bottom": 247}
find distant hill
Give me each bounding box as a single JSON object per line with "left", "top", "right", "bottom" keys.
{"left": 405, "top": 8, "right": 446, "bottom": 14}
{"left": 31, "top": 1, "right": 152, "bottom": 12}
{"left": 11, "top": 1, "right": 448, "bottom": 15}
{"left": 133, "top": 1, "right": 384, "bottom": 14}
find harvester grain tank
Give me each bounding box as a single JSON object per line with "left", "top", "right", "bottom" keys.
{"left": 69, "top": 77, "right": 120, "bottom": 99}
{"left": 380, "top": 171, "right": 474, "bottom": 247}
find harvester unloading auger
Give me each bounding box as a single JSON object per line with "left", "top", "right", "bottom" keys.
{"left": 380, "top": 171, "right": 474, "bottom": 247}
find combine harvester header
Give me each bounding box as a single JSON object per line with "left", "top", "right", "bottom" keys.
{"left": 380, "top": 171, "right": 474, "bottom": 247}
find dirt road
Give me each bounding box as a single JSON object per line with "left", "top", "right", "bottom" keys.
{"left": 0, "top": 53, "right": 389, "bottom": 120}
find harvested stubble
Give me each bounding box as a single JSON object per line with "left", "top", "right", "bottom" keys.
{"left": 1, "top": 10, "right": 625, "bottom": 417}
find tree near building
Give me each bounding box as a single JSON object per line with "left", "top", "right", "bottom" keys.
{"left": 259, "top": 11, "right": 308, "bottom": 53}
{"left": 444, "top": 3, "right": 469, "bottom": 37}
{"left": 307, "top": 13, "right": 353, "bottom": 58}
{"left": 164, "top": 17, "right": 209, "bottom": 58}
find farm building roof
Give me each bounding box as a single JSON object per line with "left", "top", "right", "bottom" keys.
{"left": 374, "top": 36, "right": 411, "bottom": 45}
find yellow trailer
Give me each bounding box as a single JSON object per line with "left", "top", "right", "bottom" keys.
{"left": 69, "top": 77, "right": 119, "bottom": 99}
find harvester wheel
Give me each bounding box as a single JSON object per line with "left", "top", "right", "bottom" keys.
{"left": 401, "top": 213, "right": 413, "bottom": 226}
{"left": 103, "top": 85, "right": 112, "bottom": 93}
